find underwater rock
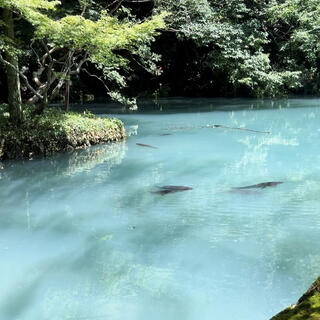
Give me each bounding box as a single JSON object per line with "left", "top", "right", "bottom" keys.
{"left": 270, "top": 277, "right": 320, "bottom": 320}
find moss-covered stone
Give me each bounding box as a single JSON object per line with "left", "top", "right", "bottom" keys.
{"left": 271, "top": 278, "right": 320, "bottom": 320}
{"left": 0, "top": 106, "right": 126, "bottom": 160}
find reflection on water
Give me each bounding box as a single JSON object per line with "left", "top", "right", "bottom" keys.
{"left": 0, "top": 141, "right": 126, "bottom": 179}
{"left": 1, "top": 99, "right": 320, "bottom": 320}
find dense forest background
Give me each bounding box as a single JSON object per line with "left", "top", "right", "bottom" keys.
{"left": 1, "top": 0, "right": 320, "bottom": 106}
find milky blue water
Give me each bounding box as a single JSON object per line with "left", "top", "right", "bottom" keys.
{"left": 1, "top": 98, "right": 320, "bottom": 320}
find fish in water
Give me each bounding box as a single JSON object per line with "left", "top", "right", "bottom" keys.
{"left": 153, "top": 185, "right": 193, "bottom": 195}
{"left": 136, "top": 143, "right": 158, "bottom": 149}
{"left": 233, "top": 181, "right": 283, "bottom": 190}
{"left": 160, "top": 133, "right": 172, "bottom": 136}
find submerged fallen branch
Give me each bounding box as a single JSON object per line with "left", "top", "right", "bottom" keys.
{"left": 164, "top": 123, "right": 271, "bottom": 134}
{"left": 232, "top": 181, "right": 283, "bottom": 190}
{"left": 207, "top": 124, "right": 271, "bottom": 134}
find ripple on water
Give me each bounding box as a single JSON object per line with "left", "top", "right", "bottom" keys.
{"left": 1, "top": 99, "right": 320, "bottom": 320}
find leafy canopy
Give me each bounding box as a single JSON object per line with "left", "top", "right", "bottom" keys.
{"left": 154, "top": 0, "right": 301, "bottom": 97}
{"left": 0, "top": 0, "right": 166, "bottom": 108}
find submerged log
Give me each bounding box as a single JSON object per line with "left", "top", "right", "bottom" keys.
{"left": 165, "top": 123, "right": 271, "bottom": 134}
{"left": 209, "top": 124, "right": 271, "bottom": 134}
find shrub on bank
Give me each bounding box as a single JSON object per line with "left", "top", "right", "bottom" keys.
{"left": 0, "top": 105, "right": 125, "bottom": 160}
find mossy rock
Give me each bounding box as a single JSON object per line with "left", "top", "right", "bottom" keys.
{"left": 271, "top": 278, "right": 320, "bottom": 320}
{"left": 0, "top": 106, "right": 126, "bottom": 160}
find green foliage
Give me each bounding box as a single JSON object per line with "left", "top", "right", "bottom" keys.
{"left": 153, "top": 0, "right": 302, "bottom": 97}
{"left": 268, "top": 0, "right": 320, "bottom": 93}
{"left": 34, "top": 9, "right": 166, "bottom": 107}
{"left": 2, "top": 0, "right": 320, "bottom": 102}
{"left": 231, "top": 52, "right": 301, "bottom": 97}
{"left": 34, "top": 11, "right": 166, "bottom": 55}
{"left": 0, "top": 0, "right": 167, "bottom": 110}
{"left": 271, "top": 277, "right": 320, "bottom": 320}
{"left": 0, "top": 0, "right": 60, "bottom": 41}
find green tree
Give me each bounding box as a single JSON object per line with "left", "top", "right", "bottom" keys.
{"left": 268, "top": 0, "right": 320, "bottom": 94}
{"left": 153, "top": 0, "right": 300, "bottom": 97}
{"left": 0, "top": 0, "right": 59, "bottom": 123}
{"left": 0, "top": 0, "right": 166, "bottom": 120}
{"left": 1, "top": 8, "right": 23, "bottom": 123}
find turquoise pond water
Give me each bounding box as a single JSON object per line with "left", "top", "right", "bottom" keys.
{"left": 1, "top": 98, "right": 320, "bottom": 320}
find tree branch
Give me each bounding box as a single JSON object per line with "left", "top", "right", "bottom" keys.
{"left": 70, "top": 53, "right": 89, "bottom": 75}
{"left": 0, "top": 52, "right": 43, "bottom": 100}
{"left": 41, "top": 45, "right": 56, "bottom": 66}
{"left": 82, "top": 68, "right": 110, "bottom": 91}
{"left": 124, "top": 0, "right": 153, "bottom": 2}
{"left": 109, "top": 0, "right": 124, "bottom": 14}
{"left": 27, "top": 73, "right": 58, "bottom": 104}
{"left": 81, "top": 5, "right": 87, "bottom": 16}
{"left": 30, "top": 41, "right": 42, "bottom": 67}
{"left": 49, "top": 52, "right": 74, "bottom": 99}
{"left": 32, "top": 67, "right": 45, "bottom": 87}
{"left": 158, "top": 27, "right": 179, "bottom": 33}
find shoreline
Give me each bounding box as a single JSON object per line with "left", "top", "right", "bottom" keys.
{"left": 271, "top": 278, "right": 320, "bottom": 320}
{"left": 0, "top": 107, "right": 126, "bottom": 161}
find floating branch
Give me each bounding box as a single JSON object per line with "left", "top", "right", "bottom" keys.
{"left": 164, "top": 123, "right": 271, "bottom": 134}
{"left": 208, "top": 124, "right": 272, "bottom": 134}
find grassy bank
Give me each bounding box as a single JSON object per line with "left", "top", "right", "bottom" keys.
{"left": 0, "top": 105, "right": 125, "bottom": 160}
{"left": 271, "top": 277, "right": 320, "bottom": 320}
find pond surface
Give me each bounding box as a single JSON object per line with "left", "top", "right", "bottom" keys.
{"left": 1, "top": 98, "right": 320, "bottom": 320}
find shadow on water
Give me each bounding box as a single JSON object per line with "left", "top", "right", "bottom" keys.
{"left": 0, "top": 141, "right": 127, "bottom": 233}
{"left": 71, "top": 97, "right": 320, "bottom": 115}
{"left": 0, "top": 141, "right": 126, "bottom": 204}
{"left": 0, "top": 275, "right": 42, "bottom": 319}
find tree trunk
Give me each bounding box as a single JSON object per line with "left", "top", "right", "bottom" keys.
{"left": 65, "top": 73, "right": 70, "bottom": 112}
{"left": 2, "top": 8, "right": 23, "bottom": 124}
{"left": 34, "top": 95, "right": 47, "bottom": 116}
{"left": 34, "top": 60, "right": 54, "bottom": 115}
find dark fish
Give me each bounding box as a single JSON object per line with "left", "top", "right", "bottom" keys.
{"left": 136, "top": 143, "right": 158, "bottom": 149}
{"left": 159, "top": 185, "right": 193, "bottom": 191}
{"left": 233, "top": 181, "right": 283, "bottom": 190}
{"left": 160, "top": 133, "right": 172, "bottom": 136}
{"left": 153, "top": 185, "right": 193, "bottom": 195}
{"left": 153, "top": 189, "right": 178, "bottom": 195}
